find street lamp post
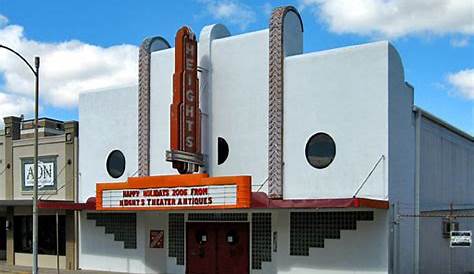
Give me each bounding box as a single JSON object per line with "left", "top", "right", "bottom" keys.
{"left": 0, "top": 44, "right": 40, "bottom": 274}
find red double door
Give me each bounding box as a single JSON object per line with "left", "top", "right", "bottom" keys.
{"left": 186, "top": 222, "right": 249, "bottom": 274}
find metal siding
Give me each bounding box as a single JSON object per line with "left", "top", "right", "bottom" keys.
{"left": 420, "top": 117, "right": 474, "bottom": 211}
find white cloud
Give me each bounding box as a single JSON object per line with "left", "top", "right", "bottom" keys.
{"left": 300, "top": 0, "right": 474, "bottom": 38}
{"left": 200, "top": 0, "right": 256, "bottom": 30}
{"left": 263, "top": 2, "right": 273, "bottom": 16}
{"left": 0, "top": 15, "right": 8, "bottom": 27}
{"left": 0, "top": 16, "right": 138, "bottom": 109}
{"left": 450, "top": 37, "right": 470, "bottom": 47}
{"left": 447, "top": 69, "right": 474, "bottom": 100}
{"left": 0, "top": 92, "right": 34, "bottom": 125}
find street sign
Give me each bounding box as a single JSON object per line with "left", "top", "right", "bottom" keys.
{"left": 450, "top": 231, "right": 471, "bottom": 248}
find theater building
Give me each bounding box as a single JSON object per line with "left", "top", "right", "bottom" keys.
{"left": 77, "top": 6, "right": 473, "bottom": 274}
{"left": 0, "top": 117, "right": 80, "bottom": 270}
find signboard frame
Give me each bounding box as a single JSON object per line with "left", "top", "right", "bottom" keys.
{"left": 96, "top": 174, "right": 251, "bottom": 211}
{"left": 450, "top": 230, "right": 471, "bottom": 248}
{"left": 21, "top": 155, "right": 58, "bottom": 191}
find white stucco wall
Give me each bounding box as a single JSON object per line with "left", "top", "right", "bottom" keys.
{"left": 78, "top": 86, "right": 143, "bottom": 272}
{"left": 79, "top": 211, "right": 169, "bottom": 273}
{"left": 256, "top": 209, "right": 389, "bottom": 274}
{"left": 80, "top": 209, "right": 388, "bottom": 274}
{"left": 143, "top": 212, "right": 170, "bottom": 274}
{"left": 79, "top": 211, "right": 146, "bottom": 273}
{"left": 283, "top": 42, "right": 392, "bottom": 200}
{"left": 79, "top": 31, "right": 409, "bottom": 204}
{"left": 149, "top": 47, "right": 176, "bottom": 176}
{"left": 386, "top": 46, "right": 416, "bottom": 274}
{"left": 147, "top": 29, "right": 271, "bottom": 192}
{"left": 78, "top": 86, "right": 138, "bottom": 202}
{"left": 208, "top": 30, "right": 269, "bottom": 191}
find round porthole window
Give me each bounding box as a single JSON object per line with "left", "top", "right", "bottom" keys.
{"left": 106, "top": 150, "right": 126, "bottom": 178}
{"left": 217, "top": 137, "right": 229, "bottom": 165}
{"left": 305, "top": 132, "right": 336, "bottom": 169}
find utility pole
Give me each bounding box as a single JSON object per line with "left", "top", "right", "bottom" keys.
{"left": 32, "top": 56, "right": 40, "bottom": 274}
{"left": 0, "top": 44, "right": 40, "bottom": 274}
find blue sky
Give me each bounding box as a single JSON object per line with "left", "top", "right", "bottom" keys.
{"left": 0, "top": 0, "right": 472, "bottom": 134}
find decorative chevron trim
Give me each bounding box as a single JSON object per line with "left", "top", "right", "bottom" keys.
{"left": 138, "top": 37, "right": 170, "bottom": 177}
{"left": 268, "top": 6, "right": 302, "bottom": 199}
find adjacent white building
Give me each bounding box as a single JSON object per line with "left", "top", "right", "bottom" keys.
{"left": 77, "top": 6, "right": 473, "bottom": 274}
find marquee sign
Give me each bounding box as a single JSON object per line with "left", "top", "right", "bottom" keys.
{"left": 96, "top": 174, "right": 251, "bottom": 211}
{"left": 166, "top": 26, "right": 204, "bottom": 174}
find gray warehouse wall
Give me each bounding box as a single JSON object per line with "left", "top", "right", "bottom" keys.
{"left": 419, "top": 210, "right": 474, "bottom": 274}
{"left": 420, "top": 116, "right": 474, "bottom": 212}
{"left": 418, "top": 113, "right": 474, "bottom": 274}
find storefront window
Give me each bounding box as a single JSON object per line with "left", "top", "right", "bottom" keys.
{"left": 305, "top": 132, "right": 336, "bottom": 169}
{"left": 106, "top": 150, "right": 126, "bottom": 178}
{"left": 14, "top": 215, "right": 66, "bottom": 255}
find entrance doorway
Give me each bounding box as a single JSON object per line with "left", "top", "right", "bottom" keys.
{"left": 186, "top": 222, "right": 249, "bottom": 274}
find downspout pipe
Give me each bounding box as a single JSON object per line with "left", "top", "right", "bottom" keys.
{"left": 414, "top": 107, "right": 421, "bottom": 274}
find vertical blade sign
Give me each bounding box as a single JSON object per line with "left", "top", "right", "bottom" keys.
{"left": 166, "top": 26, "right": 204, "bottom": 174}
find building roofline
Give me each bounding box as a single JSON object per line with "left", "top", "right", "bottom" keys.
{"left": 22, "top": 117, "right": 65, "bottom": 123}
{"left": 413, "top": 106, "right": 473, "bottom": 142}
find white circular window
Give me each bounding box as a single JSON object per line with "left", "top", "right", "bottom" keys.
{"left": 305, "top": 133, "right": 336, "bottom": 169}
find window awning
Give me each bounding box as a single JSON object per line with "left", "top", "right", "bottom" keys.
{"left": 81, "top": 193, "right": 388, "bottom": 211}
{"left": 251, "top": 192, "right": 389, "bottom": 209}
{"left": 37, "top": 197, "right": 96, "bottom": 210}
{"left": 0, "top": 200, "right": 33, "bottom": 206}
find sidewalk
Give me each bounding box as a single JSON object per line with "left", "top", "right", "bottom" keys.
{"left": 0, "top": 263, "right": 123, "bottom": 274}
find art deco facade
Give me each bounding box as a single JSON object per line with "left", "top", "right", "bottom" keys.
{"left": 76, "top": 6, "right": 473, "bottom": 274}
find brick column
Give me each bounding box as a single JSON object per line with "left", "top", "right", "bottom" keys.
{"left": 63, "top": 121, "right": 78, "bottom": 201}
{"left": 63, "top": 121, "right": 78, "bottom": 270}
{"left": 3, "top": 116, "right": 21, "bottom": 200}
{"left": 6, "top": 206, "right": 14, "bottom": 266}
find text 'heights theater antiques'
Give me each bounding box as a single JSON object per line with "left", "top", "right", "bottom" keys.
{"left": 100, "top": 184, "right": 239, "bottom": 209}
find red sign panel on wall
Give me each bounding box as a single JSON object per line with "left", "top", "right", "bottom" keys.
{"left": 149, "top": 230, "right": 164, "bottom": 248}
{"left": 166, "top": 26, "right": 204, "bottom": 174}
